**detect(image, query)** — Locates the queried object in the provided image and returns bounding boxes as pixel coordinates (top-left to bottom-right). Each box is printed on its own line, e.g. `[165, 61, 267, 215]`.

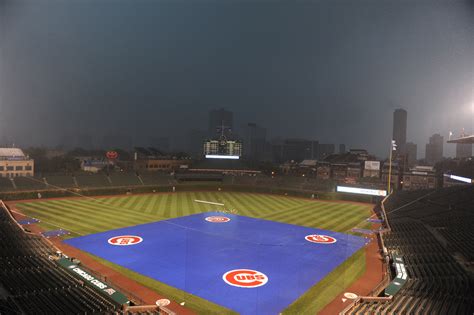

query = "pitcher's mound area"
[65, 212, 365, 314]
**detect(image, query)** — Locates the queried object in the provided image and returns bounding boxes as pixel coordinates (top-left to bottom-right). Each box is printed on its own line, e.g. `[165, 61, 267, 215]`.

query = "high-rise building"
[318, 143, 335, 160]
[243, 123, 266, 161]
[456, 143, 473, 159]
[209, 108, 233, 139]
[405, 142, 417, 166]
[425, 134, 443, 165]
[339, 144, 346, 154]
[393, 109, 407, 153]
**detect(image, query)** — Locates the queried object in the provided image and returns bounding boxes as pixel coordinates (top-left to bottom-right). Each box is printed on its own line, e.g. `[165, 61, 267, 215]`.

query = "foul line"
[9, 209, 84, 236]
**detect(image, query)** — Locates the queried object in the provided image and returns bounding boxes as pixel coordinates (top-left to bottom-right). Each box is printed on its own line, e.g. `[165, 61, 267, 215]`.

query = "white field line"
[194, 200, 225, 206]
[9, 209, 84, 236]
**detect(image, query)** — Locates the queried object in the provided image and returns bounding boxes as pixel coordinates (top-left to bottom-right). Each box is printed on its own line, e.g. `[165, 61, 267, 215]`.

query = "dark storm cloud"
[1, 0, 473, 157]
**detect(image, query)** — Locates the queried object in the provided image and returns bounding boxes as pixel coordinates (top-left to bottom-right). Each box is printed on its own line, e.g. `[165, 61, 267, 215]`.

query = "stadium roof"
[0, 148, 25, 158]
[447, 135, 474, 144]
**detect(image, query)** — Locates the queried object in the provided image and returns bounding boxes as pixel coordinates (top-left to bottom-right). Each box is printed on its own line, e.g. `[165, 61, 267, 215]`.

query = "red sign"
[108, 235, 143, 246]
[222, 269, 268, 288]
[205, 216, 231, 223]
[305, 234, 337, 244]
[106, 151, 118, 160]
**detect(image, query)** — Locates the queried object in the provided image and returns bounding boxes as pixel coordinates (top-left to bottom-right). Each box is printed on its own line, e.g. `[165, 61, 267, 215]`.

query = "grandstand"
[75, 173, 110, 187]
[0, 201, 123, 314]
[13, 176, 47, 191]
[344, 185, 474, 314]
[109, 172, 142, 187]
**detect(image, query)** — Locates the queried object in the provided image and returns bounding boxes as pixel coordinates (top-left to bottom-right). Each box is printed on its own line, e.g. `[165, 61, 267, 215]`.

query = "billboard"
[364, 161, 380, 170]
[337, 185, 387, 197]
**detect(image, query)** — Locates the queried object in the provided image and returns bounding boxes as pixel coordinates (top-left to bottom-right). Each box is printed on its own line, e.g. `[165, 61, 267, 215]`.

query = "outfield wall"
[0, 183, 374, 203]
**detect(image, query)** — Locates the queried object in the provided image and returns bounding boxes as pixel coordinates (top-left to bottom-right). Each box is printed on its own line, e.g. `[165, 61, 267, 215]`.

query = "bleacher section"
[0, 177, 14, 191]
[44, 175, 75, 188]
[75, 173, 110, 187]
[0, 202, 121, 314]
[109, 172, 141, 187]
[346, 185, 474, 314]
[13, 176, 47, 191]
[139, 172, 173, 186]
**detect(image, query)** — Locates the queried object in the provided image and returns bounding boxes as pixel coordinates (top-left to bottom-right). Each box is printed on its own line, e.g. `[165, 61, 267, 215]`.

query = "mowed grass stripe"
[191, 192, 210, 214]
[17, 203, 106, 234]
[136, 195, 152, 213]
[17, 203, 97, 234]
[40, 200, 153, 229]
[242, 193, 283, 217]
[263, 201, 337, 222]
[224, 193, 261, 217]
[151, 195, 168, 216]
[56, 199, 159, 222]
[238, 193, 279, 217]
[320, 207, 369, 231]
[162, 194, 173, 217]
[144, 195, 160, 214]
[289, 203, 361, 226]
[169, 193, 179, 218]
[253, 193, 293, 211]
[44, 201, 158, 228]
[290, 204, 365, 230]
[266, 203, 355, 229]
[175, 193, 184, 218]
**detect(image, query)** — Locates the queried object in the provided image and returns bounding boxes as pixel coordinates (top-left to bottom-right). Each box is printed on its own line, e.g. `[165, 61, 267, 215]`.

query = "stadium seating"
[0, 177, 15, 191]
[75, 173, 110, 187]
[139, 172, 173, 186]
[346, 185, 474, 314]
[109, 172, 142, 187]
[0, 203, 121, 314]
[44, 174, 76, 188]
[13, 176, 47, 191]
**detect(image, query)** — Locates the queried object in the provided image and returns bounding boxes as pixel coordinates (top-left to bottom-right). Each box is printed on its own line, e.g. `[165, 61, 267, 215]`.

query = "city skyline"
[0, 0, 473, 159]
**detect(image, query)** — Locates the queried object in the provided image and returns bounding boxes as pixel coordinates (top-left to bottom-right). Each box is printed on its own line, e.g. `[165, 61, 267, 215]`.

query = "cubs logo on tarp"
[223, 269, 268, 288]
[305, 234, 337, 244]
[108, 235, 143, 246]
[205, 216, 231, 223]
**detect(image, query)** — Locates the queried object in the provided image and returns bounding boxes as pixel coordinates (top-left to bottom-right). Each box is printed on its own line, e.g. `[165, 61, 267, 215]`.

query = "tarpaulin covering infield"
[64, 212, 366, 314]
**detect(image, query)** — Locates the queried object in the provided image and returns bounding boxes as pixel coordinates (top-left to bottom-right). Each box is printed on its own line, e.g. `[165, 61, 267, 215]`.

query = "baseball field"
[14, 191, 372, 314]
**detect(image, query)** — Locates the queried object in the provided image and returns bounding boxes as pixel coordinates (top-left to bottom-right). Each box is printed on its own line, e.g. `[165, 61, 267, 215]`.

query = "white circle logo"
[305, 234, 337, 244]
[222, 269, 268, 288]
[156, 299, 171, 307]
[108, 235, 143, 246]
[205, 216, 231, 223]
[344, 292, 358, 299]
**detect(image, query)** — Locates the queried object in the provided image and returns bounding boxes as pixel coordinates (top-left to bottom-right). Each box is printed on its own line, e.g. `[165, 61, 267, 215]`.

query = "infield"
[64, 211, 366, 314]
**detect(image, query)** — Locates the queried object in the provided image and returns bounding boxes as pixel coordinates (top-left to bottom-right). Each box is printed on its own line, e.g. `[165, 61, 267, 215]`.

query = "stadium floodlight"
[444, 174, 472, 184]
[337, 186, 387, 197]
[205, 154, 240, 160]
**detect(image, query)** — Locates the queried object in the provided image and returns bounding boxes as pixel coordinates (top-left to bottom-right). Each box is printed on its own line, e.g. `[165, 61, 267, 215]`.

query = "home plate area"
[64, 212, 366, 314]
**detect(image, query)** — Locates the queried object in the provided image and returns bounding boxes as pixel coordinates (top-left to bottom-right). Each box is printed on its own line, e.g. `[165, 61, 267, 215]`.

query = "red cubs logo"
[223, 269, 268, 288]
[205, 216, 231, 223]
[305, 234, 337, 244]
[108, 235, 143, 246]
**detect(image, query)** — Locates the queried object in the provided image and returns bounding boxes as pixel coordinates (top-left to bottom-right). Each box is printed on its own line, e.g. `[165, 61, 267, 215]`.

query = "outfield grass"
[16, 191, 372, 314]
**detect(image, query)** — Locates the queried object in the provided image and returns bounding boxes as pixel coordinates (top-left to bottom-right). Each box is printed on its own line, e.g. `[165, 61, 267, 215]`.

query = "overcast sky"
[1, 0, 473, 158]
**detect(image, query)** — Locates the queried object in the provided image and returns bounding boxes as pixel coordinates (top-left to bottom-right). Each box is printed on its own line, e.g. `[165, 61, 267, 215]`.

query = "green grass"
[16, 191, 372, 314]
